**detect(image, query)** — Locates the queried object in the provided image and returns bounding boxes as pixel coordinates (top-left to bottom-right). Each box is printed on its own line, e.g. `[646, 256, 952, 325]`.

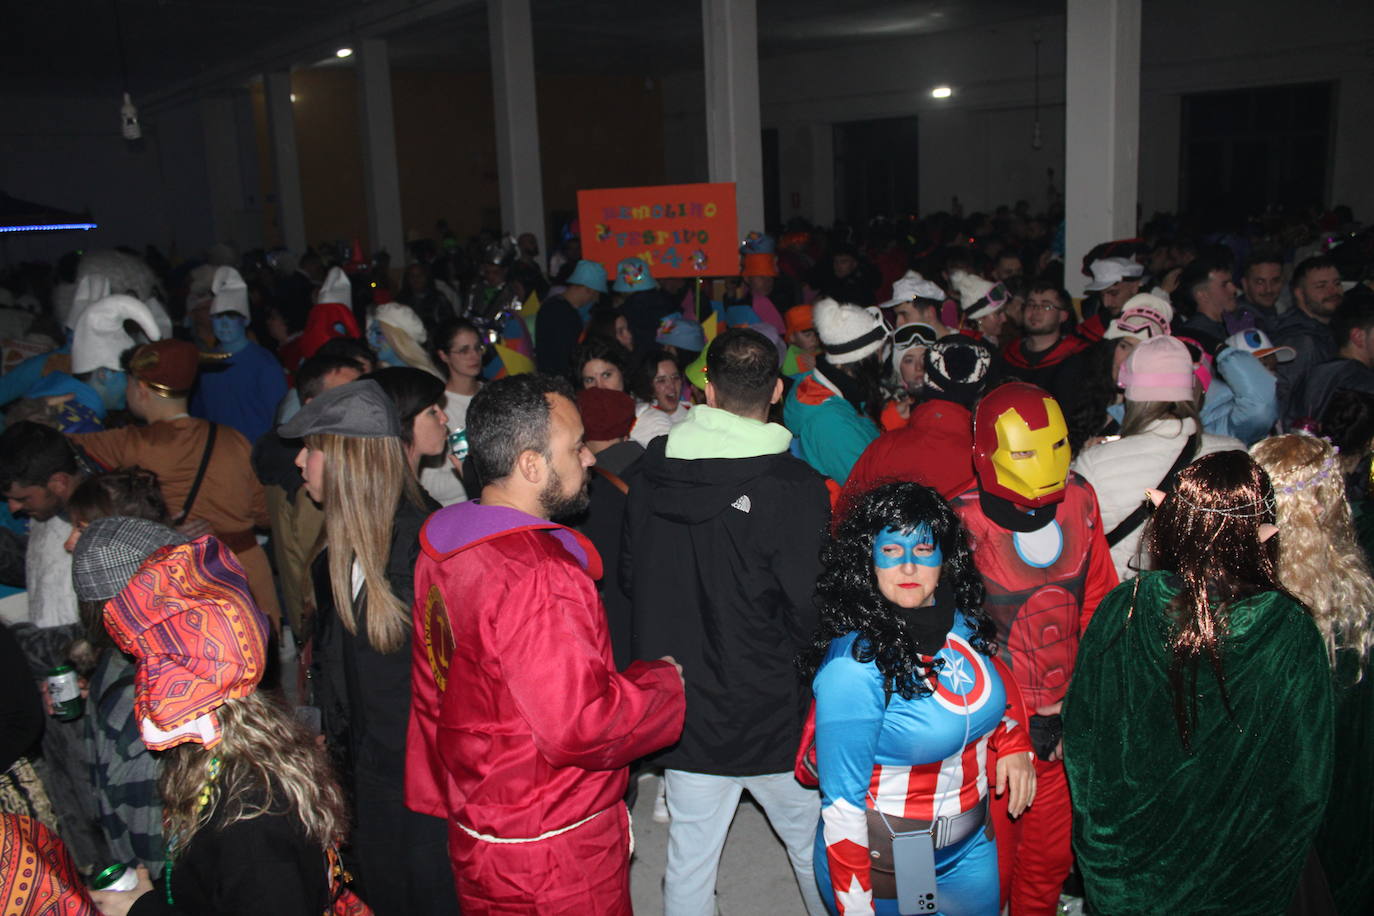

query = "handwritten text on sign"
[577, 182, 738, 279]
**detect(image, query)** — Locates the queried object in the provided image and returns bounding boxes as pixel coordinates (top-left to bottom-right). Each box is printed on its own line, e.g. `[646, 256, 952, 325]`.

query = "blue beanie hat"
[567, 260, 608, 293]
[613, 257, 657, 293]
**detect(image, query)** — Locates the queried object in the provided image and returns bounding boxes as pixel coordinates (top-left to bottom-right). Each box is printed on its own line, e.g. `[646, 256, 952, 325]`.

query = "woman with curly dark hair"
[1063, 451, 1334, 915]
[800, 481, 1035, 916]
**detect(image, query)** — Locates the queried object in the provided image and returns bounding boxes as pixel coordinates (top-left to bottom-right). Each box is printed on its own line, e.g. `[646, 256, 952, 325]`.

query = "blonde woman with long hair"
[280, 379, 457, 916]
[368, 302, 442, 378]
[1251, 433, 1374, 915]
[88, 535, 354, 916]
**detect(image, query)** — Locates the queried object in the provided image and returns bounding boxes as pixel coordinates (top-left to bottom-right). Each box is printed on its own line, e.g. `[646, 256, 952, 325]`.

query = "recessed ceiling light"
[931, 86, 953, 99]
[336, 47, 354, 58]
[290, 93, 298, 102]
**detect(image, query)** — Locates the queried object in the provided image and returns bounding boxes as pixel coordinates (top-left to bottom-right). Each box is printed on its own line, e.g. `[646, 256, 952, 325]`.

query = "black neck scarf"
[889, 581, 957, 657]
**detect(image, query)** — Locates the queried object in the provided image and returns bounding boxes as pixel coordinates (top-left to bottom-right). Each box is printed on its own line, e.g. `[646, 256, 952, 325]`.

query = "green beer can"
[46, 665, 82, 722]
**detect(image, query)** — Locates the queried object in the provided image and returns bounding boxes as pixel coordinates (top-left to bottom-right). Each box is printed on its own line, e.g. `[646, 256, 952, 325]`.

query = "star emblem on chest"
[939, 653, 974, 692]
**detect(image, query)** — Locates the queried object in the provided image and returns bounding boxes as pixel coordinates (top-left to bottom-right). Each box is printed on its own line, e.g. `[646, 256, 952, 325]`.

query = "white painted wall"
[663, 0, 1374, 226]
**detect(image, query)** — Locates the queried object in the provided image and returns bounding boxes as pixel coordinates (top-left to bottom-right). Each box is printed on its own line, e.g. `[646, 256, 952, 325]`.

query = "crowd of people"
[0, 198, 1371, 916]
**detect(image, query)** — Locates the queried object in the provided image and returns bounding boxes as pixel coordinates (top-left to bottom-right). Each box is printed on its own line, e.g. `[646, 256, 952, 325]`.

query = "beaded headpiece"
[1275, 447, 1341, 496]
[1170, 490, 1276, 519]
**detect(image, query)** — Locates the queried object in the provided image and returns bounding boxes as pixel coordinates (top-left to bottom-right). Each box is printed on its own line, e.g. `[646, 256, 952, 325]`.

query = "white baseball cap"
[1085, 257, 1145, 292]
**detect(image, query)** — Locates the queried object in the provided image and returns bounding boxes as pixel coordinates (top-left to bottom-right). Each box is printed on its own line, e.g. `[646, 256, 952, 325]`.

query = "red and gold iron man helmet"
[973, 382, 1071, 508]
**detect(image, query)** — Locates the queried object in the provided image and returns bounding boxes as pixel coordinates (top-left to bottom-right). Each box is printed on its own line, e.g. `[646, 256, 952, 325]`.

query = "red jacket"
[406, 503, 685, 837]
[844, 398, 976, 504]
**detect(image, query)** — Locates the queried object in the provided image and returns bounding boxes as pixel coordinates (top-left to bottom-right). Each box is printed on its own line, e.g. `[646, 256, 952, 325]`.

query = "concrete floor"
[628, 772, 817, 915]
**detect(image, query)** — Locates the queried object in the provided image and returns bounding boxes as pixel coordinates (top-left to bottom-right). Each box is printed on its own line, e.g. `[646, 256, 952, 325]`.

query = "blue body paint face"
[872, 524, 943, 568]
[212, 313, 249, 352]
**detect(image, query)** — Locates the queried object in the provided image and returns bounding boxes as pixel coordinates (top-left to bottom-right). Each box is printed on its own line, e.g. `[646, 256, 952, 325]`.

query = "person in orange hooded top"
[406, 373, 685, 914]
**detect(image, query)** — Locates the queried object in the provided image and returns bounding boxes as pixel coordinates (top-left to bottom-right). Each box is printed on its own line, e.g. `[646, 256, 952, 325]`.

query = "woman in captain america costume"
[800, 482, 1036, 916]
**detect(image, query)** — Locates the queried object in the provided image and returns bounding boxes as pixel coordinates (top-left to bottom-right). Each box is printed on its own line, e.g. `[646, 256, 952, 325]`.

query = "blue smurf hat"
[613, 257, 658, 293]
[656, 312, 706, 351]
[567, 260, 608, 294]
[724, 304, 762, 327]
[740, 231, 776, 255]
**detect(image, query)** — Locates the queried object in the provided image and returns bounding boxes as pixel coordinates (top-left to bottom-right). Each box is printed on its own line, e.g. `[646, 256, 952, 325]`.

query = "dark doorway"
[1180, 82, 1333, 225]
[833, 117, 919, 230]
[762, 127, 780, 233]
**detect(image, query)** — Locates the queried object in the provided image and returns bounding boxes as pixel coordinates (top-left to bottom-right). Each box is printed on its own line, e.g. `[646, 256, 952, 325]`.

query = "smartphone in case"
[891, 828, 938, 914]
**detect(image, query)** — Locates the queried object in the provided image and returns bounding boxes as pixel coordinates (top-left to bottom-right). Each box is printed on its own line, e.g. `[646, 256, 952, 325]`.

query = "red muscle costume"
[405, 503, 685, 914]
[951, 475, 1117, 914]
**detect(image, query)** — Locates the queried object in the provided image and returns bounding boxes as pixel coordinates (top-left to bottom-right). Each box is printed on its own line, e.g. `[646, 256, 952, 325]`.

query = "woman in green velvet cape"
[1063, 451, 1333, 915]
[1254, 434, 1374, 916]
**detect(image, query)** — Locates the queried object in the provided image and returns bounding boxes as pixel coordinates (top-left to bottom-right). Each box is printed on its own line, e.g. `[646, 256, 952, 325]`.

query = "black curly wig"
[798, 481, 996, 700]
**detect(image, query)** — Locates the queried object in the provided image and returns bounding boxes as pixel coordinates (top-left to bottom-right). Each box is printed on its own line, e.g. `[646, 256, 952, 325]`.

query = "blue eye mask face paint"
[872, 524, 943, 569]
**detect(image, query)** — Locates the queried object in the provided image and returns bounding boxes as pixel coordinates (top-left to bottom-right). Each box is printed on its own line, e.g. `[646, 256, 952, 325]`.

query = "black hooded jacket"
[622, 435, 830, 775]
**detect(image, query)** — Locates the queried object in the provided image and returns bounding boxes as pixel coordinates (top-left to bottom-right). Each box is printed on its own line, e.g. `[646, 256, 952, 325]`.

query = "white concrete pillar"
[264, 70, 308, 254]
[703, 0, 764, 236]
[488, 0, 546, 254]
[357, 38, 406, 265]
[1064, 0, 1140, 298]
[200, 92, 245, 246]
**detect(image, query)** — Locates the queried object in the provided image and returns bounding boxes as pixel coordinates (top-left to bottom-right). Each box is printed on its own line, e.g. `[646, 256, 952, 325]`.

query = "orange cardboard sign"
[577, 182, 738, 280]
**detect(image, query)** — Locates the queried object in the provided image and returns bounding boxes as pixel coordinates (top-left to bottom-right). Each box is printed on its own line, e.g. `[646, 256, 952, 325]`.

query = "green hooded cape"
[1063, 571, 1333, 915]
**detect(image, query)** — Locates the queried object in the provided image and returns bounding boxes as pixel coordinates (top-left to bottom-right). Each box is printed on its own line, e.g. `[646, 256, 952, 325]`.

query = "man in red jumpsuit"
[406, 373, 686, 914]
[949, 382, 1117, 915]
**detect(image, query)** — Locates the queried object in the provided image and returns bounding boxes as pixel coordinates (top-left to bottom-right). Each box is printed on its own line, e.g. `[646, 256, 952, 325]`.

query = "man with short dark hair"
[992, 251, 1024, 282]
[1235, 251, 1285, 332]
[406, 373, 685, 914]
[626, 328, 830, 916]
[1000, 282, 1086, 409]
[0, 421, 90, 654]
[1290, 297, 1374, 424]
[1273, 256, 1346, 420]
[0, 420, 107, 870]
[1177, 257, 1239, 354]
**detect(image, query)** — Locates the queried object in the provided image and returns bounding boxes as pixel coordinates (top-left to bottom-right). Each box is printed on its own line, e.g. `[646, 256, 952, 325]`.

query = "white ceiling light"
[336, 47, 354, 58]
[931, 86, 953, 99]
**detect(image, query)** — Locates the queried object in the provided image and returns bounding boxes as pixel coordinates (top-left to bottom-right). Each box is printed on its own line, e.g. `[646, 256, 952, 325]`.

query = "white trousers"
[662, 768, 828, 916]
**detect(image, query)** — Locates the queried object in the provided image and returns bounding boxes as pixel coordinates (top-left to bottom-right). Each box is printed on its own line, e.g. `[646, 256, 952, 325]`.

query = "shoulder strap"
[591, 464, 629, 495]
[1105, 432, 1201, 547]
[173, 422, 218, 526]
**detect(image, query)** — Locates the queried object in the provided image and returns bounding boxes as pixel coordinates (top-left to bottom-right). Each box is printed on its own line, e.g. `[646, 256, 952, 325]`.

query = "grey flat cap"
[73, 516, 187, 602]
[277, 378, 402, 440]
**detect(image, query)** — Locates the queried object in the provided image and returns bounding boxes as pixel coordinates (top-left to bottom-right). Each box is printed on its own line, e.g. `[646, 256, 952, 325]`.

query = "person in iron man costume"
[949, 382, 1117, 915]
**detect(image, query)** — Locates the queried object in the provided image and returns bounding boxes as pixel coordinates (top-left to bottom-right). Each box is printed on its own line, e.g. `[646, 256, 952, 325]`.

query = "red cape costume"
[406, 502, 685, 914]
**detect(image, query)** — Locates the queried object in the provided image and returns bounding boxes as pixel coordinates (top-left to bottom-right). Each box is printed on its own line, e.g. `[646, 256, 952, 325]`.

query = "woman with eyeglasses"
[432, 319, 485, 458]
[629, 347, 690, 447]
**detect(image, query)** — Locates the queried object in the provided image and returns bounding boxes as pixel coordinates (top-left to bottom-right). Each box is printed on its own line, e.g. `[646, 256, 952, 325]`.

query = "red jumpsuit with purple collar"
[405, 502, 686, 914]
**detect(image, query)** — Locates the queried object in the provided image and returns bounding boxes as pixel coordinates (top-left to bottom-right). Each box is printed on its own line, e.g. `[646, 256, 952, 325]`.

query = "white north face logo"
[731, 495, 751, 513]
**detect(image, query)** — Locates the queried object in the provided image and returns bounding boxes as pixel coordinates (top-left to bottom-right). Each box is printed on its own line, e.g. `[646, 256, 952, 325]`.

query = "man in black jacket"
[624, 328, 829, 916]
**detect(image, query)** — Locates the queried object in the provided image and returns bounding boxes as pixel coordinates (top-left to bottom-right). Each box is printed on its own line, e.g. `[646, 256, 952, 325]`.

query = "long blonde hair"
[378, 321, 443, 378]
[160, 691, 347, 856]
[308, 432, 422, 653]
[1251, 434, 1374, 665]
